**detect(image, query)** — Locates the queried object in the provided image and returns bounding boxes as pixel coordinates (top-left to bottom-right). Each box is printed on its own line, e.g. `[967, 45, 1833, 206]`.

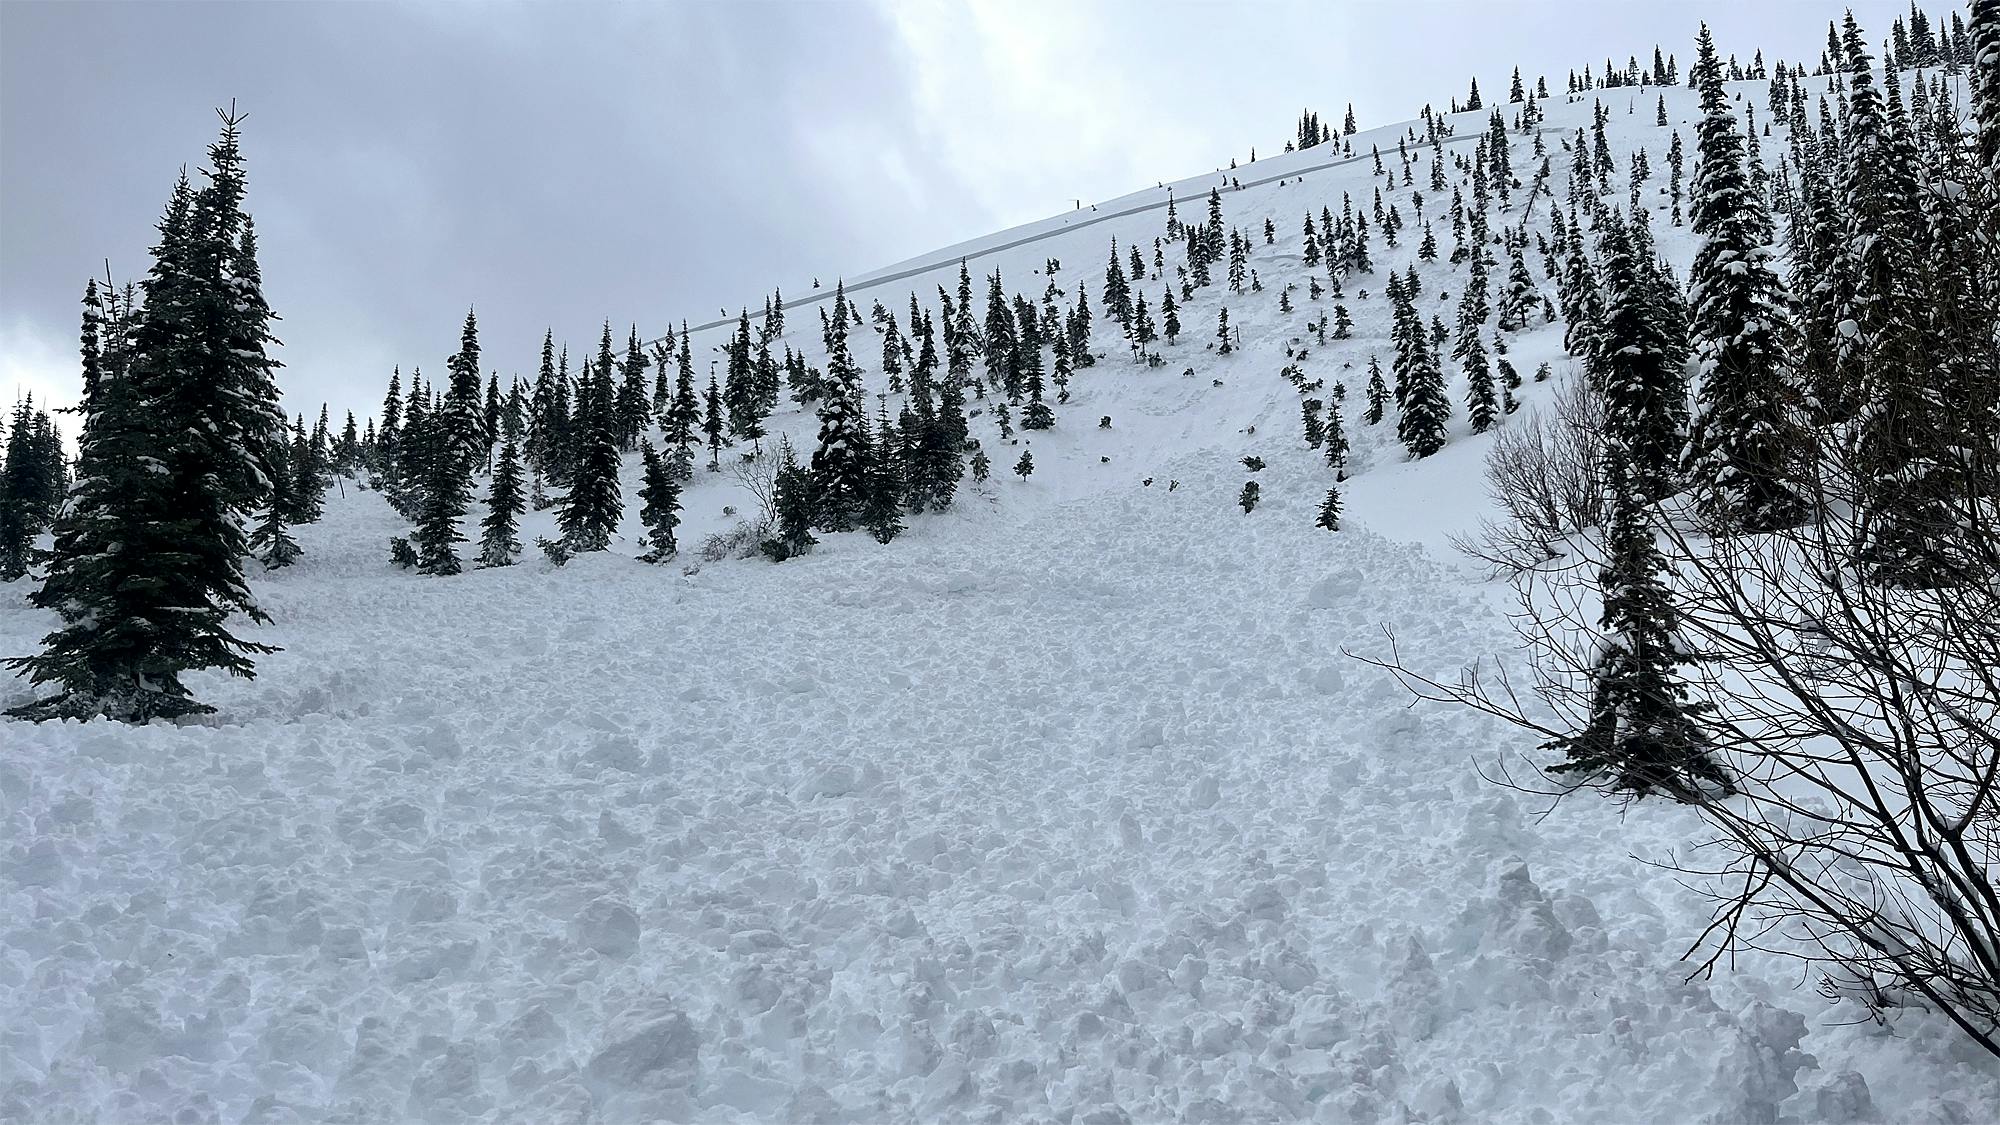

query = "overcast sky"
[2, 0, 1916, 429]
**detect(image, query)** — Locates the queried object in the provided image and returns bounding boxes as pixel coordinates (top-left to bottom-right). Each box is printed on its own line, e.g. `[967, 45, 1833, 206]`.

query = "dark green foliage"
[412, 405, 469, 577]
[616, 325, 651, 450]
[389, 536, 418, 568]
[1547, 456, 1732, 801]
[1393, 278, 1451, 458]
[761, 437, 817, 562]
[536, 535, 572, 567]
[1012, 448, 1033, 481]
[1462, 330, 1497, 434]
[1238, 480, 1260, 513]
[861, 400, 905, 544]
[0, 395, 63, 580]
[636, 439, 682, 563]
[9, 114, 280, 722]
[1364, 357, 1389, 426]
[559, 331, 625, 554]
[1684, 25, 1807, 535]
[248, 500, 301, 569]
[811, 316, 870, 531]
[1315, 485, 1342, 530]
[479, 434, 526, 567]
[1592, 214, 1687, 500]
[724, 310, 765, 444]
[702, 369, 726, 472]
[440, 309, 487, 474]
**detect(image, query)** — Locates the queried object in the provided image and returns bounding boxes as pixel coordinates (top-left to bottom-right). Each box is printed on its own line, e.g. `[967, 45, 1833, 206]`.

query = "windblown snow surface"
[5, 67, 1999, 1124]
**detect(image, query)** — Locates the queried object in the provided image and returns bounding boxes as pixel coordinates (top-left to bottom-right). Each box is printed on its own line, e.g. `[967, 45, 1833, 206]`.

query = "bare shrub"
[1360, 427, 2000, 1059]
[731, 453, 781, 528]
[1450, 370, 1607, 574]
[700, 518, 770, 564]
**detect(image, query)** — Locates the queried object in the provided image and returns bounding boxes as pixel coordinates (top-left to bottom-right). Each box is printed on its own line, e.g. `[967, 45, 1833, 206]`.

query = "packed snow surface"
[6, 68, 1999, 1124]
[5, 478, 1995, 1123]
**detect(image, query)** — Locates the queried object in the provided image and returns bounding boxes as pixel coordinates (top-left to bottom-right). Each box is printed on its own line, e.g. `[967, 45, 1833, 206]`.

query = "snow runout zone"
[6, 69, 2000, 1124]
[6, 478, 1995, 1122]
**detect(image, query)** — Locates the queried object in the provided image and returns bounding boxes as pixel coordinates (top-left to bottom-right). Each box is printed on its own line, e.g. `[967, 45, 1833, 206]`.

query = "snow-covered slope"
[5, 67, 1998, 1124]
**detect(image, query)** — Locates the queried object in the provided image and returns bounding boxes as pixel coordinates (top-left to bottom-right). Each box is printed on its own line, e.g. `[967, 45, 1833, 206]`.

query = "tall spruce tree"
[1683, 24, 1807, 534]
[1548, 452, 1732, 800]
[636, 438, 682, 563]
[1838, 18, 1954, 584]
[10, 116, 284, 720]
[411, 396, 469, 576]
[440, 309, 486, 477]
[861, 398, 906, 544]
[762, 436, 818, 562]
[811, 313, 870, 531]
[1593, 213, 1687, 500]
[479, 433, 526, 567]
[559, 326, 625, 553]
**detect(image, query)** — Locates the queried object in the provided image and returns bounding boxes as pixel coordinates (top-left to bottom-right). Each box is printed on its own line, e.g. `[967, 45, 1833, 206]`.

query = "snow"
[6, 66, 1999, 1125]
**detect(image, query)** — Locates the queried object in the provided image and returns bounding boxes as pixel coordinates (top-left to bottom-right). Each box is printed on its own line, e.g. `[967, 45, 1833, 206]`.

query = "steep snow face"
[5, 71, 1998, 1124]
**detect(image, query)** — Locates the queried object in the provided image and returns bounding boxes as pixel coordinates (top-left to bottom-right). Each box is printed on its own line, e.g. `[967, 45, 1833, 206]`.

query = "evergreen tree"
[702, 368, 726, 472]
[1462, 330, 1497, 433]
[286, 416, 326, 525]
[1395, 282, 1451, 458]
[985, 270, 1018, 396]
[1216, 307, 1233, 354]
[1593, 215, 1687, 500]
[483, 373, 502, 459]
[1315, 485, 1342, 530]
[1547, 454, 1732, 800]
[812, 314, 870, 530]
[1683, 24, 1807, 534]
[478, 433, 526, 567]
[761, 436, 818, 562]
[1238, 480, 1260, 513]
[559, 336, 624, 554]
[411, 402, 469, 576]
[1161, 287, 1181, 343]
[199, 163, 288, 519]
[662, 328, 699, 475]
[1013, 448, 1034, 481]
[440, 309, 486, 475]
[1836, 17, 1958, 583]
[1498, 245, 1539, 331]
[1130, 290, 1157, 352]
[724, 309, 765, 444]
[1364, 356, 1389, 426]
[524, 334, 555, 474]
[0, 397, 43, 580]
[861, 399, 906, 544]
[635, 438, 682, 562]
[247, 489, 301, 570]
[616, 325, 651, 450]
[9, 116, 285, 721]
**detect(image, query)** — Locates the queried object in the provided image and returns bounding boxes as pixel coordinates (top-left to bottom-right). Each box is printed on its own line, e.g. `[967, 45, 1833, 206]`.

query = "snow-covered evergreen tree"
[1683, 24, 1806, 534]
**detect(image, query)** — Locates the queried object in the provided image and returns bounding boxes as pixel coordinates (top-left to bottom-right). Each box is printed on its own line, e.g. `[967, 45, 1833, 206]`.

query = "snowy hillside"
[6, 52, 2000, 1125]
